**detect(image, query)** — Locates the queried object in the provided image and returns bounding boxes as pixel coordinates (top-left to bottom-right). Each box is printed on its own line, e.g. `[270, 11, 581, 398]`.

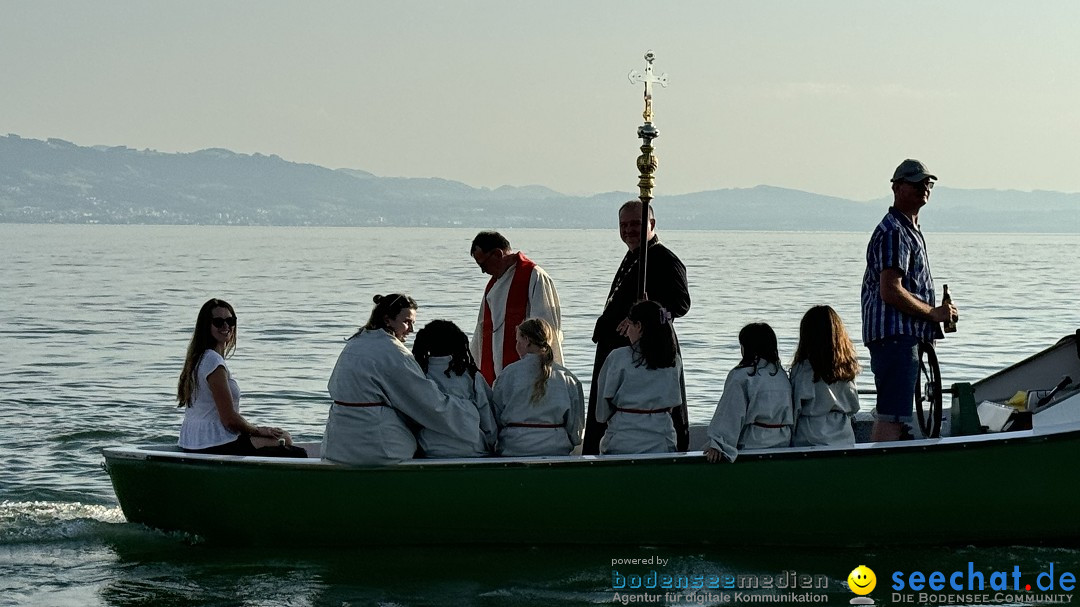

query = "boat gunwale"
[102, 417, 1080, 470]
[970, 330, 1078, 389]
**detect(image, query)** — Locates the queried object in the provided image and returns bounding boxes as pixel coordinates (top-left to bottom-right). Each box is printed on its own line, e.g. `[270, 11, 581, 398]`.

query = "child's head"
[626, 300, 677, 369]
[515, 318, 555, 402]
[412, 319, 477, 377]
[738, 322, 782, 376]
[515, 318, 554, 358]
[792, 305, 860, 383]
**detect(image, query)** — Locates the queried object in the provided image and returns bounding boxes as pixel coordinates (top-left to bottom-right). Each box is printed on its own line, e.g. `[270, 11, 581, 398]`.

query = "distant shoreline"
[3, 134, 1077, 234]
[2, 222, 1076, 237]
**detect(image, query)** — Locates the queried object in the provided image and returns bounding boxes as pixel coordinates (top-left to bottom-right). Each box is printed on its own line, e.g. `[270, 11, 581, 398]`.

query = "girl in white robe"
[323, 294, 480, 465]
[705, 323, 793, 463]
[596, 300, 682, 454]
[789, 305, 861, 447]
[413, 319, 495, 457]
[492, 318, 584, 456]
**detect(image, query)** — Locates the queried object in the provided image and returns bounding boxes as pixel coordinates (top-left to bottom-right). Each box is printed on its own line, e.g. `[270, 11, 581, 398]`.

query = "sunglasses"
[211, 317, 237, 329]
[906, 179, 935, 190]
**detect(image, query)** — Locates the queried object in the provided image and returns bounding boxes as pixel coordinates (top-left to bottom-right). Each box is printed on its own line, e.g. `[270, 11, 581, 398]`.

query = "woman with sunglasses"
[322, 293, 482, 465]
[177, 298, 303, 456]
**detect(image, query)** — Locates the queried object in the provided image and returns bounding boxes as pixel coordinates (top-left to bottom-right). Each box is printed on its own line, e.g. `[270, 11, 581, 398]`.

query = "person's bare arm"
[879, 268, 956, 324]
[207, 366, 283, 440]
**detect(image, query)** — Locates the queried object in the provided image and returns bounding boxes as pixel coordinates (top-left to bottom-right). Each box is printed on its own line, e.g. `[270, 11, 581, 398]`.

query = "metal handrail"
[857, 386, 961, 396]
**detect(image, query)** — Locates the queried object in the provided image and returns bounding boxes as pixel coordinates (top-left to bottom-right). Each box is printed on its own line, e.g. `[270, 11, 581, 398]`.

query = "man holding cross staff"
[583, 52, 692, 455]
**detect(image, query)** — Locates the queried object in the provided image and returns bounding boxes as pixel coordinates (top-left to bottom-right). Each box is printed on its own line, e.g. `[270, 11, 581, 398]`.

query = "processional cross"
[627, 51, 668, 300]
[628, 50, 669, 127]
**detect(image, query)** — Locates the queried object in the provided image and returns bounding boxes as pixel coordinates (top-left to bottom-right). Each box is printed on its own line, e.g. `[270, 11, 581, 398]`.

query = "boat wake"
[0, 500, 127, 545]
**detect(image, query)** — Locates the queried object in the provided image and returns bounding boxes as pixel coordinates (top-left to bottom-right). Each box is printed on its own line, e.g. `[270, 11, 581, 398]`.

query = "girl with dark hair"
[323, 294, 480, 465]
[705, 322, 793, 463]
[177, 298, 303, 457]
[412, 319, 496, 456]
[363, 293, 418, 342]
[790, 306, 861, 447]
[594, 300, 683, 454]
[491, 318, 584, 456]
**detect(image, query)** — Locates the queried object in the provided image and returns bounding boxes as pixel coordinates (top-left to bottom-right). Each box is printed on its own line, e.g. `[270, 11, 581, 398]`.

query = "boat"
[102, 331, 1080, 546]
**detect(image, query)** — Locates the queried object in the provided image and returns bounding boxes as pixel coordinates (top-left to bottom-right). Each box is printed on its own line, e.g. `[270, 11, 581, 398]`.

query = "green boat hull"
[103, 424, 1080, 546]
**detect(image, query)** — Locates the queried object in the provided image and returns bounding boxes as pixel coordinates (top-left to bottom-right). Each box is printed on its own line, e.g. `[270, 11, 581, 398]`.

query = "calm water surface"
[1, 224, 1078, 606]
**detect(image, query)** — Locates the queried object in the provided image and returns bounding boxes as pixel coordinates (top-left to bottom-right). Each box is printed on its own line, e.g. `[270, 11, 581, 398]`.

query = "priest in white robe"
[469, 231, 563, 384]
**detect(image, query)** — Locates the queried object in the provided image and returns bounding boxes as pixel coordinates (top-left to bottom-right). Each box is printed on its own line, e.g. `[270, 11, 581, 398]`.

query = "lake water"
[1, 224, 1079, 606]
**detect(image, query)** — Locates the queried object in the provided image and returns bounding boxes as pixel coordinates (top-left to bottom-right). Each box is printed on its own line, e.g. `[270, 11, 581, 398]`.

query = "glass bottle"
[942, 284, 957, 333]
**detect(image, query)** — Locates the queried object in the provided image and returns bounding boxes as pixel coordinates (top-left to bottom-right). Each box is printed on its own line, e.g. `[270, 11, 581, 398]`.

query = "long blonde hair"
[517, 318, 554, 403]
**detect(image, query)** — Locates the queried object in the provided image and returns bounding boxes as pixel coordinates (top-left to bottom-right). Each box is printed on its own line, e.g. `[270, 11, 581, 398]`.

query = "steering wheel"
[915, 341, 943, 438]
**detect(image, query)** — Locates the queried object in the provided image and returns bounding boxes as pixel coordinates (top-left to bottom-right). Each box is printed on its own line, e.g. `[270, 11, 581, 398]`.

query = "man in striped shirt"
[861, 159, 959, 442]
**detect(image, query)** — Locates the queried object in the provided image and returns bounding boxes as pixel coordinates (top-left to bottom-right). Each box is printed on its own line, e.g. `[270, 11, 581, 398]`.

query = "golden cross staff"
[628, 50, 669, 127]
[627, 50, 668, 300]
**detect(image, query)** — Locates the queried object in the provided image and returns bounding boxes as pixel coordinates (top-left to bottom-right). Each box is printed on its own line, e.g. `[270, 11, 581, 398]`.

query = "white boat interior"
[963, 330, 1080, 432]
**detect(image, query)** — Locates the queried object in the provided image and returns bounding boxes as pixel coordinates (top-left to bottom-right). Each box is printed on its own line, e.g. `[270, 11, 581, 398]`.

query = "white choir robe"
[422, 355, 496, 456]
[491, 353, 584, 456]
[470, 262, 563, 379]
[595, 346, 681, 455]
[789, 361, 860, 447]
[706, 362, 794, 462]
[322, 329, 480, 465]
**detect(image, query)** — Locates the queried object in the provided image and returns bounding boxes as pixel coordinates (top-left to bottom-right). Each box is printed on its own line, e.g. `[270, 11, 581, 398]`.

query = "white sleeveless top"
[178, 349, 241, 449]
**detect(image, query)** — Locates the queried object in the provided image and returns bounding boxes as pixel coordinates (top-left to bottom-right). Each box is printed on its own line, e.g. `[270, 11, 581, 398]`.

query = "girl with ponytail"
[491, 318, 584, 456]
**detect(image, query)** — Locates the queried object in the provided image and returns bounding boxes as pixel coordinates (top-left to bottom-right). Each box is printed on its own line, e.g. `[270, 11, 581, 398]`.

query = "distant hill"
[1, 134, 1076, 232]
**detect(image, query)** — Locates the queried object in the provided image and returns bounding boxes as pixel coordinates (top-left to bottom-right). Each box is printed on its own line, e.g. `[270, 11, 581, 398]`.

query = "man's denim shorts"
[868, 335, 922, 422]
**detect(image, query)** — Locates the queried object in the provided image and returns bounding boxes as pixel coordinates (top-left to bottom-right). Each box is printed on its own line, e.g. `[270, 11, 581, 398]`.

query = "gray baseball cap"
[891, 159, 937, 183]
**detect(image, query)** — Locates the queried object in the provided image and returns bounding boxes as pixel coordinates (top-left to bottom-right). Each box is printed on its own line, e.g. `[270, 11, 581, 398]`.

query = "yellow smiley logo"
[847, 565, 876, 595]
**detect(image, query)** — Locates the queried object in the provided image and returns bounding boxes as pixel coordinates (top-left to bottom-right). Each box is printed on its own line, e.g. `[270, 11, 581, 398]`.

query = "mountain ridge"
[1, 134, 1076, 232]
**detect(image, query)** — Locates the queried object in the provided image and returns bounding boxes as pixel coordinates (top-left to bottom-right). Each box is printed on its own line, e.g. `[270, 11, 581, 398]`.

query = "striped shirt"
[861, 207, 943, 345]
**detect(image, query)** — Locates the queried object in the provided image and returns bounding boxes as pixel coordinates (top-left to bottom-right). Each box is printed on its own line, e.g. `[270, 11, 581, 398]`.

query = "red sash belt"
[334, 400, 388, 408]
[505, 422, 563, 429]
[614, 406, 674, 415]
[480, 253, 536, 385]
[752, 421, 787, 429]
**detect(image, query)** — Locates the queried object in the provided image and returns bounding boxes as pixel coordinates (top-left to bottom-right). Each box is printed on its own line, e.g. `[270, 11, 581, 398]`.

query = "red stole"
[480, 253, 536, 385]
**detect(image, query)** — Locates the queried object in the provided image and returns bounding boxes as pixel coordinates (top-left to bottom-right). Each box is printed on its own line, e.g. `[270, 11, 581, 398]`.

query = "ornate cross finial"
[626, 51, 668, 301]
[628, 50, 669, 124]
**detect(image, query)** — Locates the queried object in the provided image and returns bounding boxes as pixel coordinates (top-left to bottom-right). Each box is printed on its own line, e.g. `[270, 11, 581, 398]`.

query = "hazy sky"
[4, 1, 1080, 200]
